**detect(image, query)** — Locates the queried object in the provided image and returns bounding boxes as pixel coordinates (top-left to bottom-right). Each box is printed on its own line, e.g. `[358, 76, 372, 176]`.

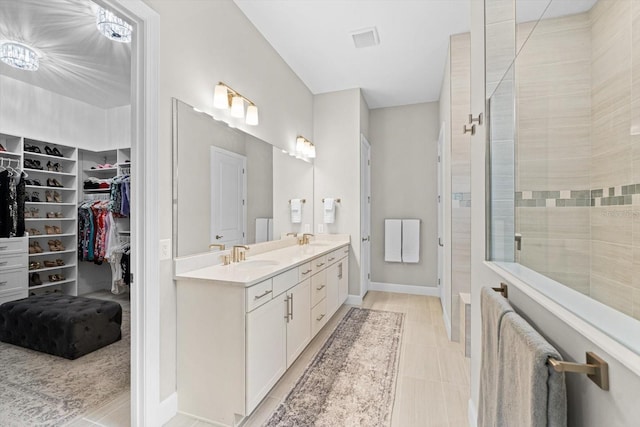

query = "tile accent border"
[515, 184, 640, 207]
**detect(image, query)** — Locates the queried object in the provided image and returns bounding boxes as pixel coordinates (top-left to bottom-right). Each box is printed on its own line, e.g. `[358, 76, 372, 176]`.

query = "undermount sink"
[234, 259, 279, 270]
[307, 242, 332, 247]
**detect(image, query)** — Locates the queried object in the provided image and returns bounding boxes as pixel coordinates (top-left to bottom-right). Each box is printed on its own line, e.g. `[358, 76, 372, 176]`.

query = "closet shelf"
[26, 185, 74, 191]
[29, 278, 75, 290]
[0, 151, 21, 158]
[26, 218, 76, 222]
[30, 264, 76, 273]
[82, 188, 111, 193]
[118, 230, 131, 234]
[84, 167, 118, 173]
[23, 168, 75, 177]
[24, 152, 74, 162]
[28, 249, 75, 257]
[29, 233, 75, 239]
[26, 202, 76, 206]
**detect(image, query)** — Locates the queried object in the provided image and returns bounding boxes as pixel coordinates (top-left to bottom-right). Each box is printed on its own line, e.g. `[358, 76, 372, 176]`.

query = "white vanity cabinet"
[285, 278, 311, 367]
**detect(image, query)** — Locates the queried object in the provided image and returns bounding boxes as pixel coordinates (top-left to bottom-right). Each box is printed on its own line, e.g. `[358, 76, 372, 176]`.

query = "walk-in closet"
[0, 0, 135, 424]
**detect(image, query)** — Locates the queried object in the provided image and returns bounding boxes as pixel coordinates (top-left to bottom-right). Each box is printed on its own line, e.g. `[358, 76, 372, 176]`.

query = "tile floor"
[74, 292, 471, 427]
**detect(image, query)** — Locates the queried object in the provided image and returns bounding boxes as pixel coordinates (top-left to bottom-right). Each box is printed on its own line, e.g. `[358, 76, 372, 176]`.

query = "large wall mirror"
[172, 98, 314, 258]
[487, 0, 640, 354]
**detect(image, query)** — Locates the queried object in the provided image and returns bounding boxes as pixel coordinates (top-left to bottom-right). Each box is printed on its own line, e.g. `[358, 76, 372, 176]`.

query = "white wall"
[313, 88, 363, 297]
[106, 105, 131, 149]
[470, 1, 640, 425]
[272, 149, 314, 238]
[143, 0, 314, 400]
[368, 102, 439, 288]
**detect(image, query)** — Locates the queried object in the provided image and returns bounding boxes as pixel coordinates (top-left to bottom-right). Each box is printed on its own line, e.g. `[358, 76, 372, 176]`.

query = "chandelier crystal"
[96, 7, 132, 43]
[0, 42, 39, 71]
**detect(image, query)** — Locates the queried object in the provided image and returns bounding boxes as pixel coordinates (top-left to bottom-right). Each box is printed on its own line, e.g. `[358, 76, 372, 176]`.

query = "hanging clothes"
[0, 168, 26, 238]
[78, 199, 111, 264]
[109, 175, 130, 217]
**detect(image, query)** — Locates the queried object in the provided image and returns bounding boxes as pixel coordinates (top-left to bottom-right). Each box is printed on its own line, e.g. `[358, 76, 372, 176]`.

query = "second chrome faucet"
[232, 245, 250, 262]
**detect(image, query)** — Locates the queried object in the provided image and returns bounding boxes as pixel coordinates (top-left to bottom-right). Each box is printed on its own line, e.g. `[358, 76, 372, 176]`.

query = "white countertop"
[175, 239, 350, 287]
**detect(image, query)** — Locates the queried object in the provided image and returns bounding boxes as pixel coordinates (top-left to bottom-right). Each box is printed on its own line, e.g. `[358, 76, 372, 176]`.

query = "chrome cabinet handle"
[284, 296, 291, 321]
[328, 257, 335, 261]
[316, 262, 325, 267]
[316, 285, 326, 291]
[290, 294, 294, 320]
[301, 269, 312, 275]
[316, 313, 325, 321]
[254, 289, 272, 300]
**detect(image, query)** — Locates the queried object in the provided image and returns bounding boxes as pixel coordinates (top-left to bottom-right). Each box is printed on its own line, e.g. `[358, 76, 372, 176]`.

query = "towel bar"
[288, 199, 306, 204]
[548, 352, 609, 391]
[322, 198, 341, 203]
[492, 283, 508, 298]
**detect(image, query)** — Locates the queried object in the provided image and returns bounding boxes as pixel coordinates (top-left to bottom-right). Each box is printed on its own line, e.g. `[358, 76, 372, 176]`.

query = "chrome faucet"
[302, 233, 314, 245]
[232, 245, 250, 262]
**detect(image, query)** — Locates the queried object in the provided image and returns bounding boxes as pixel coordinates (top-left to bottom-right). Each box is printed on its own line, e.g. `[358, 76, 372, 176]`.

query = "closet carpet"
[263, 307, 404, 427]
[0, 306, 130, 427]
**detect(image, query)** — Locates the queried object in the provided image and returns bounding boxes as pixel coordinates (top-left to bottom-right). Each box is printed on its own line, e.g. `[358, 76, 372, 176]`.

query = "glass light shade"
[96, 7, 132, 43]
[231, 96, 244, 118]
[246, 104, 259, 125]
[308, 144, 316, 158]
[0, 42, 39, 71]
[296, 137, 306, 154]
[213, 84, 229, 109]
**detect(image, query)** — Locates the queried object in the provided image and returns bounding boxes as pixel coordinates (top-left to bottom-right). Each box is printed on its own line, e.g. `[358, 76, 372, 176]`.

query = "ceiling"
[234, 0, 600, 109]
[0, 0, 131, 109]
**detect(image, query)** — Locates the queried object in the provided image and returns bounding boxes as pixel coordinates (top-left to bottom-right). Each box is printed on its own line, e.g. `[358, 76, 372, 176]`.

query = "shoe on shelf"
[29, 228, 41, 236]
[44, 225, 60, 235]
[46, 178, 63, 188]
[32, 241, 44, 253]
[46, 161, 54, 171]
[30, 207, 40, 218]
[28, 243, 36, 254]
[32, 179, 41, 186]
[29, 261, 41, 270]
[44, 260, 56, 268]
[31, 192, 41, 203]
[25, 144, 42, 154]
[53, 191, 62, 203]
[45, 190, 53, 203]
[44, 146, 54, 156]
[56, 259, 65, 266]
[48, 240, 65, 252]
[48, 274, 66, 283]
[55, 212, 63, 218]
[30, 273, 42, 286]
[51, 147, 63, 157]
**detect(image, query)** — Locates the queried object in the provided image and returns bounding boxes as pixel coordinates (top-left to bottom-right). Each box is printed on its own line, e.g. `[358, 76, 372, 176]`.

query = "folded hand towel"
[384, 219, 402, 262]
[496, 312, 567, 427]
[290, 199, 302, 223]
[401, 219, 420, 263]
[478, 287, 514, 427]
[323, 198, 336, 224]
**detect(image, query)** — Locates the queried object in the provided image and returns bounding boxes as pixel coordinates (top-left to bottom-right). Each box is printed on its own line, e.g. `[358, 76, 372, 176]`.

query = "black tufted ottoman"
[0, 294, 122, 360]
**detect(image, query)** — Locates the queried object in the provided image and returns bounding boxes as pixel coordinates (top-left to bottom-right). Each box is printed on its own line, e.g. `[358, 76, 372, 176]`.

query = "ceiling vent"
[350, 27, 380, 49]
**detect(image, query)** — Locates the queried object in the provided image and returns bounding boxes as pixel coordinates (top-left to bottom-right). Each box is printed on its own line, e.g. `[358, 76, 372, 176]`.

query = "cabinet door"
[338, 258, 349, 305]
[325, 262, 340, 320]
[246, 295, 287, 413]
[286, 278, 311, 367]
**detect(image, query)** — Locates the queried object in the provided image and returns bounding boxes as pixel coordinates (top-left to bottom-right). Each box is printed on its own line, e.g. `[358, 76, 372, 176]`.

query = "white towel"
[401, 219, 420, 263]
[384, 219, 402, 262]
[267, 218, 273, 241]
[323, 198, 336, 224]
[255, 218, 270, 243]
[290, 199, 302, 223]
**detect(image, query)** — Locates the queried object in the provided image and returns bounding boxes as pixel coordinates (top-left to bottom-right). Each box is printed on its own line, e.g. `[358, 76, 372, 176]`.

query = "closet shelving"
[22, 138, 78, 297]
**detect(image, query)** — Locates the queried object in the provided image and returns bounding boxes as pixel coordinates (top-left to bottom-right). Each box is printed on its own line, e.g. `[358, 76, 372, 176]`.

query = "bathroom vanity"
[174, 238, 350, 426]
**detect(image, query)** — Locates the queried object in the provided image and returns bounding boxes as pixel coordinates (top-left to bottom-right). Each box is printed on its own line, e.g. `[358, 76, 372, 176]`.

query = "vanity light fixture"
[295, 136, 316, 159]
[96, 6, 133, 43]
[0, 42, 40, 71]
[213, 82, 260, 126]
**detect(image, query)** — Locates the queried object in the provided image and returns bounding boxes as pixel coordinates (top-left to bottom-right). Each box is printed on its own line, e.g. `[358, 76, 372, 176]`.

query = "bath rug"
[263, 307, 404, 427]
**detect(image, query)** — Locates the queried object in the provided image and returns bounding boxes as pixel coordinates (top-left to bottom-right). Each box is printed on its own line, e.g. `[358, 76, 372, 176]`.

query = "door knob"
[361, 236, 370, 242]
[215, 235, 223, 240]
[438, 238, 444, 247]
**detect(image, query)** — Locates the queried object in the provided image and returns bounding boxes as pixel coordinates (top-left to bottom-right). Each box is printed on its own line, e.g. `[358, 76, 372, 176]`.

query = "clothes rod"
[322, 198, 341, 203]
[549, 352, 609, 390]
[288, 199, 306, 204]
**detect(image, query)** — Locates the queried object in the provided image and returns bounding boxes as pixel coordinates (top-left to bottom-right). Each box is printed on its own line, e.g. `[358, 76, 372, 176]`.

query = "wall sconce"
[213, 82, 259, 126]
[296, 136, 316, 159]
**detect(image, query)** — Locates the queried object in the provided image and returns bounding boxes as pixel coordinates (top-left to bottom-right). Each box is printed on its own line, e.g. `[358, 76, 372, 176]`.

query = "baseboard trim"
[369, 282, 439, 297]
[345, 295, 363, 305]
[159, 392, 178, 425]
[468, 398, 478, 427]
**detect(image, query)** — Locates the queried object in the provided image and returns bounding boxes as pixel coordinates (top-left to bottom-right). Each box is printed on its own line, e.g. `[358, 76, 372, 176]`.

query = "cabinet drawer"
[326, 250, 340, 266]
[340, 245, 349, 258]
[311, 270, 327, 307]
[272, 268, 299, 297]
[311, 255, 327, 275]
[0, 253, 27, 271]
[246, 279, 274, 312]
[0, 268, 27, 294]
[0, 287, 28, 305]
[311, 298, 327, 336]
[298, 262, 312, 282]
[0, 238, 26, 256]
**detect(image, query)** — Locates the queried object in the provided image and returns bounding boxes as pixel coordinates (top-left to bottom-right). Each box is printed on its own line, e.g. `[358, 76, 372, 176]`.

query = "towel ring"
[288, 199, 306, 204]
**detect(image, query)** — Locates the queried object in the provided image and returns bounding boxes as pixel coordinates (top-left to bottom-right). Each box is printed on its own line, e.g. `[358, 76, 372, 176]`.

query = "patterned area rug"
[0, 309, 130, 427]
[264, 307, 404, 427]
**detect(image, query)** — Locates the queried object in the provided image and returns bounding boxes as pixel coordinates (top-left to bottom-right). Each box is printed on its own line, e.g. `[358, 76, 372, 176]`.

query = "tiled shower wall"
[515, 0, 640, 320]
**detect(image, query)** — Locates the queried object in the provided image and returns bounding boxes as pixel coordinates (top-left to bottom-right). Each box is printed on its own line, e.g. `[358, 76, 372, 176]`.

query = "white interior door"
[211, 147, 246, 247]
[438, 124, 446, 303]
[360, 135, 371, 297]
